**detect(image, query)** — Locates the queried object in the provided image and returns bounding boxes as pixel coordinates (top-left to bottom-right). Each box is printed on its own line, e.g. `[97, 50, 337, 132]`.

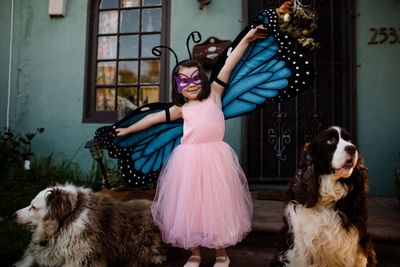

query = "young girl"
[116, 27, 266, 267]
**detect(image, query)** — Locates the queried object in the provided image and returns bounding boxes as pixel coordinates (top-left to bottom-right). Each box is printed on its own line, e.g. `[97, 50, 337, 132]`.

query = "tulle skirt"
[151, 141, 253, 250]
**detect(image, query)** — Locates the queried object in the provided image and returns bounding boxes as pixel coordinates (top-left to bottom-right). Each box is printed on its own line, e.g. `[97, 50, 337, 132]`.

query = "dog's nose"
[12, 212, 17, 220]
[345, 145, 356, 155]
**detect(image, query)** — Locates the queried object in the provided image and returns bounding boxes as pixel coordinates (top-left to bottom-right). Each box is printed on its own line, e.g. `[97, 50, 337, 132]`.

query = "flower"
[276, 0, 319, 50]
[284, 13, 291, 22]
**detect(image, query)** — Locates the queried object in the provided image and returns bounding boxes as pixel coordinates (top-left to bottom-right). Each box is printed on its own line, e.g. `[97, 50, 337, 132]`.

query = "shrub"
[0, 129, 102, 265]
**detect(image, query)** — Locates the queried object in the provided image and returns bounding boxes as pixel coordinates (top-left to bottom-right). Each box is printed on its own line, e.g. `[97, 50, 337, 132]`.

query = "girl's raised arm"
[115, 105, 182, 136]
[211, 26, 267, 96]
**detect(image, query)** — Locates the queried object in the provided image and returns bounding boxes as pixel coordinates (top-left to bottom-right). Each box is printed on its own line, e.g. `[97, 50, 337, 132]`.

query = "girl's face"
[175, 66, 202, 100]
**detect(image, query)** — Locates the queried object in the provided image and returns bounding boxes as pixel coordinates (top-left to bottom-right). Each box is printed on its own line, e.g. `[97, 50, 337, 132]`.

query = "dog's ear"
[46, 188, 77, 223]
[288, 142, 319, 207]
[49, 181, 59, 187]
[336, 153, 369, 229]
[353, 154, 369, 195]
[32, 218, 60, 243]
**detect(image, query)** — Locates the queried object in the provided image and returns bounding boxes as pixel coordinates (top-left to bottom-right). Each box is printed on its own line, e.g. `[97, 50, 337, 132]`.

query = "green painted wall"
[170, 0, 243, 155]
[0, 1, 12, 128]
[0, 0, 243, 176]
[356, 0, 400, 195]
[1, 0, 99, 172]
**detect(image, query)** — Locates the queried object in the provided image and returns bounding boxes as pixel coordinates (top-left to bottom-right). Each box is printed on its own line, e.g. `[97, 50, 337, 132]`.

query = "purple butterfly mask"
[174, 69, 202, 93]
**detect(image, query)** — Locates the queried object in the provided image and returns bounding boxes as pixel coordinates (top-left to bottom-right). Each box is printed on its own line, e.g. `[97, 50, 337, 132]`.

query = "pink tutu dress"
[151, 97, 253, 250]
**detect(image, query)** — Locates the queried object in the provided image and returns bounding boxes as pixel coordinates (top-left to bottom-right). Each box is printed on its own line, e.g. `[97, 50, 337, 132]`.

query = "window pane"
[100, 0, 119, 9]
[96, 88, 115, 110]
[141, 8, 161, 32]
[139, 86, 159, 105]
[141, 34, 160, 57]
[97, 62, 116, 85]
[118, 87, 138, 110]
[119, 61, 138, 84]
[120, 10, 139, 33]
[119, 35, 139, 58]
[140, 60, 159, 83]
[142, 0, 161, 6]
[98, 36, 117, 59]
[121, 0, 140, 8]
[99, 11, 118, 34]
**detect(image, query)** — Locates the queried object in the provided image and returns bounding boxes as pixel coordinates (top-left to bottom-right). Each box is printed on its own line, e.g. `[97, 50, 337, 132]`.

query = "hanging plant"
[276, 0, 319, 50]
[198, 0, 211, 9]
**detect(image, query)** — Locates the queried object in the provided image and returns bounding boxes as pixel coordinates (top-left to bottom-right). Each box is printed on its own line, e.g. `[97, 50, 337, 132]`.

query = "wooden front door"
[243, 0, 357, 183]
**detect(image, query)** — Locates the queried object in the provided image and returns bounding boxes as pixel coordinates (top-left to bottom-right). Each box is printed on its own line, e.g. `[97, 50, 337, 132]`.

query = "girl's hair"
[171, 59, 210, 106]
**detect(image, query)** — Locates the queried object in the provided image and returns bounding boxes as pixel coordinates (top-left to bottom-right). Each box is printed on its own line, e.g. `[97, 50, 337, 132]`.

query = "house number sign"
[368, 27, 400, 44]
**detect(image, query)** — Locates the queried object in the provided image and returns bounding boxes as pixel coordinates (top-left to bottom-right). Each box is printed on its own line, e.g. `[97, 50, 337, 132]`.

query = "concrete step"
[152, 196, 400, 267]
[153, 231, 400, 266]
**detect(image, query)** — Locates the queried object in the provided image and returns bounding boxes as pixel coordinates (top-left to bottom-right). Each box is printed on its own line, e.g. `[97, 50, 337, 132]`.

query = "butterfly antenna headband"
[186, 31, 201, 59]
[152, 31, 203, 66]
[152, 45, 179, 66]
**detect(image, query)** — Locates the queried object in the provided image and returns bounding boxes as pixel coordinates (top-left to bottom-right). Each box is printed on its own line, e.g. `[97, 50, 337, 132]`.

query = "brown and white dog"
[13, 184, 166, 267]
[273, 126, 376, 267]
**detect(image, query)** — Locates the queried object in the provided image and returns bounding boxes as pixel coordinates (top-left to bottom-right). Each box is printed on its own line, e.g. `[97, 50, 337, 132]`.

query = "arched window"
[83, 0, 170, 122]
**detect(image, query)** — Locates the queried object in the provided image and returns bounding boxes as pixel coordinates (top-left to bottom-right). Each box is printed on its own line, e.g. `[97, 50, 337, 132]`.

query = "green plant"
[0, 128, 44, 175]
[0, 129, 103, 265]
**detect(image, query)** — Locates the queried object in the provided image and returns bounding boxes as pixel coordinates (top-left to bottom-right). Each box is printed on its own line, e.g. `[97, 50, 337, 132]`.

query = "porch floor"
[153, 196, 400, 267]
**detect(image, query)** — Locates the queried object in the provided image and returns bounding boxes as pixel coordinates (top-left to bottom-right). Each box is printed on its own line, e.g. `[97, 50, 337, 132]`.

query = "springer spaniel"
[273, 126, 376, 267]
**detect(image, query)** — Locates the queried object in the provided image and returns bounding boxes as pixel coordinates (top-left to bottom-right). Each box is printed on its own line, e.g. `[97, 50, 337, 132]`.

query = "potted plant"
[100, 167, 156, 201]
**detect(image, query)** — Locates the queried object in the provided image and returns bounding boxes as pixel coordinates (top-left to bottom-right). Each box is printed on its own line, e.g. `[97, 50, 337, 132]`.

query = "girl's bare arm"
[211, 26, 267, 98]
[115, 105, 182, 136]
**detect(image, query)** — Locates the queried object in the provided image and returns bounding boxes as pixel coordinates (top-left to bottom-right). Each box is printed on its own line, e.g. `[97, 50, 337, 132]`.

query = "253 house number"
[369, 27, 400, 44]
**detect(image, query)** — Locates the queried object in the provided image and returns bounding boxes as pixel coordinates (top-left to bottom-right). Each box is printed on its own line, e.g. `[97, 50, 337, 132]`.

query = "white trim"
[7, 0, 15, 130]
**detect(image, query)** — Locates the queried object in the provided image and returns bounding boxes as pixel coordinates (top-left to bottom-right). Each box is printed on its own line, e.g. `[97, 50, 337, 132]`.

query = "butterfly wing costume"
[95, 9, 315, 188]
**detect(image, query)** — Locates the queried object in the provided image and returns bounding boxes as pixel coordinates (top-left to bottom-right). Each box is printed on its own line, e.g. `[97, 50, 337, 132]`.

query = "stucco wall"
[0, 0, 243, 176]
[356, 0, 400, 195]
[0, 1, 12, 128]
[170, 0, 243, 155]
[1, 0, 99, 170]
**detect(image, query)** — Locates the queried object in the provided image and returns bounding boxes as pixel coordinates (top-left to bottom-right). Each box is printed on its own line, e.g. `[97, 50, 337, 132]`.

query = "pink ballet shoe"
[213, 256, 230, 267]
[183, 255, 201, 267]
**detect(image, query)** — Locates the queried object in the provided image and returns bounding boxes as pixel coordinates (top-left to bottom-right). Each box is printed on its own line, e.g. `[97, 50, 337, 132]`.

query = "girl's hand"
[115, 128, 129, 136]
[244, 26, 268, 43]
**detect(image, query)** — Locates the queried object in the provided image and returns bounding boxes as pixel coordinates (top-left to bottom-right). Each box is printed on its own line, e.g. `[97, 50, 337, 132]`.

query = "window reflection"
[98, 36, 117, 59]
[118, 87, 138, 109]
[99, 11, 118, 34]
[121, 0, 141, 8]
[97, 62, 116, 85]
[96, 88, 115, 111]
[142, 8, 161, 32]
[141, 34, 160, 57]
[100, 0, 119, 9]
[120, 10, 139, 33]
[142, 0, 161, 6]
[119, 61, 138, 84]
[139, 86, 159, 106]
[92, 0, 163, 117]
[119, 35, 139, 58]
[140, 60, 160, 83]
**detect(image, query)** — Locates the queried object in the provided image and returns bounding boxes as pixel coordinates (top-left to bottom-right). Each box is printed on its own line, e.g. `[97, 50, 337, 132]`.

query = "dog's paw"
[152, 255, 167, 264]
[13, 254, 34, 267]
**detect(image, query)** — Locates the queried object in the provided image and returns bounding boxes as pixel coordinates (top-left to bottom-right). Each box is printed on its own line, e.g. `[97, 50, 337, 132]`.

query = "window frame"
[83, 0, 170, 123]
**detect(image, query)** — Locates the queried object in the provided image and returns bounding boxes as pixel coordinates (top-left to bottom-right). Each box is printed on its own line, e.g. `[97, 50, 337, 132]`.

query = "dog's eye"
[29, 205, 37, 211]
[327, 138, 336, 145]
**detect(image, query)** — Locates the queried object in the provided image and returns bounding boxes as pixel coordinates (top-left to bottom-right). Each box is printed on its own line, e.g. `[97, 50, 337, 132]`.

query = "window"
[84, 0, 170, 122]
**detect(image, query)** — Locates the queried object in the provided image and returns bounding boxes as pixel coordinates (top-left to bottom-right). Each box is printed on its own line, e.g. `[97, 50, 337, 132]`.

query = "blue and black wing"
[95, 102, 183, 187]
[211, 9, 315, 119]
